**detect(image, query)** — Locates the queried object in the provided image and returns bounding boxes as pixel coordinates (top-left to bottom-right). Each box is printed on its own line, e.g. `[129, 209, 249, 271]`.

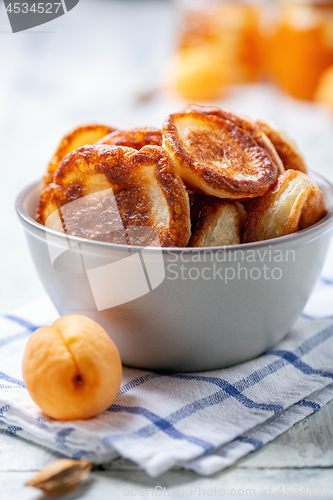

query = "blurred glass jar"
[168, 0, 264, 101]
[265, 0, 333, 100]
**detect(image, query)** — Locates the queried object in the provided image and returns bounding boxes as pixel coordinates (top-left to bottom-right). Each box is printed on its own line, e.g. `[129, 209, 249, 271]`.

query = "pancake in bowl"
[96, 127, 162, 150]
[190, 199, 247, 247]
[182, 104, 285, 175]
[43, 124, 116, 188]
[36, 145, 191, 248]
[256, 120, 307, 174]
[163, 110, 279, 200]
[242, 169, 326, 243]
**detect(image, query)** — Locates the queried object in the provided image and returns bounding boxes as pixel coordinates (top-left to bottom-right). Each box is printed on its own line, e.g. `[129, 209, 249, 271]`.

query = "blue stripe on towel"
[118, 373, 164, 396]
[269, 350, 333, 379]
[0, 405, 10, 417]
[321, 277, 333, 286]
[301, 313, 333, 320]
[56, 428, 75, 444]
[0, 331, 32, 349]
[295, 400, 321, 412]
[6, 426, 22, 434]
[167, 374, 283, 414]
[1, 315, 40, 332]
[234, 436, 263, 449]
[0, 372, 25, 388]
[107, 404, 214, 451]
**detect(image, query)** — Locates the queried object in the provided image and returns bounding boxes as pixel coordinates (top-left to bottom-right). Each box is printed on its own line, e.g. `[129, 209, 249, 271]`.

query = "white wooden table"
[1, 0, 333, 497]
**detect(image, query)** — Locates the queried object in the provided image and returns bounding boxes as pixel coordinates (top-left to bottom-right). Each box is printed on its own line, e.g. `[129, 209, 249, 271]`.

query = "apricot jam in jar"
[265, 0, 333, 100]
[169, 0, 264, 101]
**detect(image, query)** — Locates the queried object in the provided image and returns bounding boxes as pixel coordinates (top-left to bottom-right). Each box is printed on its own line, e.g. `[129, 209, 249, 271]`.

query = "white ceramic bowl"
[16, 171, 333, 372]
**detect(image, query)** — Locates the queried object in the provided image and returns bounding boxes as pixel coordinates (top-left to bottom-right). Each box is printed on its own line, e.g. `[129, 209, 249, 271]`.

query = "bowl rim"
[16, 170, 333, 253]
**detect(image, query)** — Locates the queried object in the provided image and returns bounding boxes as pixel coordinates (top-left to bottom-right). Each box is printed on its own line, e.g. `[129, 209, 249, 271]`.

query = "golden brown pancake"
[36, 145, 191, 248]
[189, 199, 247, 247]
[96, 127, 162, 150]
[256, 120, 307, 174]
[182, 104, 285, 175]
[163, 110, 279, 200]
[242, 170, 326, 243]
[43, 124, 115, 188]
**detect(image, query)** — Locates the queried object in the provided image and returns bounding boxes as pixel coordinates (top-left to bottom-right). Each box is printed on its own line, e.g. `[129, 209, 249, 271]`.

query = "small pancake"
[36, 145, 191, 248]
[242, 170, 326, 243]
[96, 127, 162, 150]
[163, 110, 279, 200]
[183, 104, 285, 175]
[256, 120, 307, 174]
[43, 124, 115, 188]
[189, 199, 247, 247]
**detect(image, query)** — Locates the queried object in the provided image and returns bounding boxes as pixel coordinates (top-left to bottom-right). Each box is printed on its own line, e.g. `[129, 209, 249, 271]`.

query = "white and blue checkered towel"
[1, 238, 333, 477]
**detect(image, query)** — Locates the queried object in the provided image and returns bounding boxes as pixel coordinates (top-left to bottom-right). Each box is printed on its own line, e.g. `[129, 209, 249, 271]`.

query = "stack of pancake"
[36, 105, 326, 247]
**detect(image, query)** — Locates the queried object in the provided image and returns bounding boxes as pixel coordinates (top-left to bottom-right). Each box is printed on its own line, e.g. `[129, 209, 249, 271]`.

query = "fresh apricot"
[22, 315, 122, 420]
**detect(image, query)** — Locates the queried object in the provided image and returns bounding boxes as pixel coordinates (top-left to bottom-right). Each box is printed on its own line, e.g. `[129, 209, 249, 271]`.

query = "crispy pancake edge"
[96, 127, 162, 150]
[163, 111, 279, 199]
[43, 124, 116, 188]
[183, 104, 285, 175]
[256, 120, 308, 174]
[242, 169, 326, 243]
[37, 145, 191, 248]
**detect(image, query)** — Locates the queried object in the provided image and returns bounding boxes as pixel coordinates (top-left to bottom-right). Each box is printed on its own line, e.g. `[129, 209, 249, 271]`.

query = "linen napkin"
[0, 238, 333, 477]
